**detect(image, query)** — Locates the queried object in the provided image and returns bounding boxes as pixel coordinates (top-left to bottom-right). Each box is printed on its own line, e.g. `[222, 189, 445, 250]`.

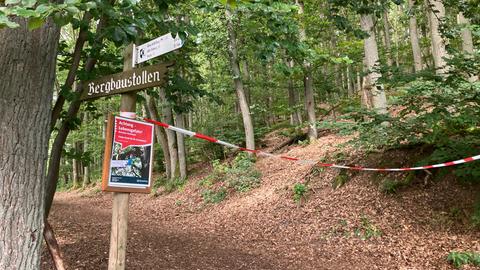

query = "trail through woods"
[42, 131, 480, 269]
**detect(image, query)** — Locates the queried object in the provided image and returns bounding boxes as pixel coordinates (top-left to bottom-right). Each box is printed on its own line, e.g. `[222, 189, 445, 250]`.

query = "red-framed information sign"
[102, 114, 154, 193]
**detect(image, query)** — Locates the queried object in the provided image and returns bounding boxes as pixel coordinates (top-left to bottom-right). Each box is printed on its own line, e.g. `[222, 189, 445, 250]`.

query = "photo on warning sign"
[110, 143, 151, 182]
[102, 115, 154, 191]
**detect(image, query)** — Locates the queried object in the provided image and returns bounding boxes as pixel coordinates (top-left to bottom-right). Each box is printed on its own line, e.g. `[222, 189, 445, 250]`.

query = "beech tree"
[427, 0, 449, 75]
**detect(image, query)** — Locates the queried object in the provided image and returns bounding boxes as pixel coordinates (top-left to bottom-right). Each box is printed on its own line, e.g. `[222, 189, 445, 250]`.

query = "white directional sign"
[134, 33, 183, 65]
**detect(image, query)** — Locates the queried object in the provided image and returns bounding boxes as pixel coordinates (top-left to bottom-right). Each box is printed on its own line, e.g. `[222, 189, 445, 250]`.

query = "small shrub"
[153, 176, 186, 194]
[332, 171, 349, 189]
[447, 251, 480, 269]
[202, 187, 227, 204]
[293, 183, 308, 203]
[354, 215, 382, 240]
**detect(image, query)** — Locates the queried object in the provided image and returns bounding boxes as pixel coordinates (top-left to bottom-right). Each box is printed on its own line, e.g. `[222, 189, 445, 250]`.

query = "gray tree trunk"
[175, 112, 187, 179]
[427, 0, 449, 75]
[408, 0, 424, 72]
[82, 113, 90, 188]
[457, 12, 478, 81]
[144, 93, 171, 178]
[296, 0, 317, 140]
[287, 60, 302, 125]
[360, 13, 388, 113]
[226, 7, 255, 150]
[72, 148, 80, 189]
[382, 10, 394, 67]
[0, 17, 60, 269]
[159, 88, 179, 179]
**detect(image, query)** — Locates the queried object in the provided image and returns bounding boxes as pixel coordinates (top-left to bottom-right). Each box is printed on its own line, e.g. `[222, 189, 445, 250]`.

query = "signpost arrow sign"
[134, 33, 184, 65]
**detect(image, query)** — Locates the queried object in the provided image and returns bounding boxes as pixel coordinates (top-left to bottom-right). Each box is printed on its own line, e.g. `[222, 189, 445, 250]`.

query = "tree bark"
[408, 0, 424, 72]
[0, 16, 60, 269]
[43, 221, 66, 270]
[226, 7, 255, 149]
[382, 10, 394, 67]
[427, 0, 449, 75]
[287, 60, 302, 125]
[457, 12, 478, 81]
[175, 112, 187, 179]
[159, 88, 179, 179]
[360, 13, 387, 113]
[144, 93, 171, 177]
[296, 0, 318, 140]
[72, 144, 80, 188]
[82, 113, 90, 188]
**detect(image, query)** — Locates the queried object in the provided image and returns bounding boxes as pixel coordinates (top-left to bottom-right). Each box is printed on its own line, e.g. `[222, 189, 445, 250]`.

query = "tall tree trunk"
[408, 0, 424, 72]
[346, 65, 354, 96]
[159, 88, 179, 179]
[82, 113, 90, 188]
[457, 12, 478, 81]
[0, 16, 60, 269]
[382, 10, 394, 67]
[175, 112, 187, 179]
[287, 60, 302, 125]
[72, 147, 80, 189]
[241, 60, 251, 105]
[360, 13, 388, 113]
[427, 0, 449, 75]
[296, 0, 318, 140]
[226, 7, 255, 150]
[144, 93, 171, 177]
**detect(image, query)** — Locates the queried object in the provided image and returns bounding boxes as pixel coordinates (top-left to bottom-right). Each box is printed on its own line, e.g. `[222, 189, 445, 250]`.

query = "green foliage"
[447, 251, 480, 269]
[200, 152, 261, 203]
[380, 176, 412, 194]
[329, 49, 480, 183]
[332, 171, 349, 189]
[202, 187, 227, 204]
[354, 215, 382, 240]
[292, 182, 308, 203]
[204, 152, 261, 192]
[154, 176, 186, 194]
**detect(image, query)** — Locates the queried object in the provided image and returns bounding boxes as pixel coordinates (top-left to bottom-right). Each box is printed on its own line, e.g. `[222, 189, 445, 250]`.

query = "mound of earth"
[42, 132, 480, 269]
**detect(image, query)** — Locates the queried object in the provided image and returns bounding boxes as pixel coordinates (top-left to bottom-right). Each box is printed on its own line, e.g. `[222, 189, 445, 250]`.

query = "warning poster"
[102, 115, 154, 192]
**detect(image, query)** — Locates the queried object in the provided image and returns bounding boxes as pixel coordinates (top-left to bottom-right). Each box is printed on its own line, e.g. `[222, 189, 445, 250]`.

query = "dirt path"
[42, 134, 480, 269]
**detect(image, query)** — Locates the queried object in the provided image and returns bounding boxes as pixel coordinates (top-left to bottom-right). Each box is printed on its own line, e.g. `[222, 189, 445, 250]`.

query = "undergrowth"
[447, 251, 480, 269]
[200, 153, 261, 203]
[152, 176, 186, 195]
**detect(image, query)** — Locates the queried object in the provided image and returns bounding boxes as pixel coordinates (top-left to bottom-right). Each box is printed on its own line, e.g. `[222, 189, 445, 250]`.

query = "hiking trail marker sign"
[133, 32, 183, 65]
[102, 114, 154, 193]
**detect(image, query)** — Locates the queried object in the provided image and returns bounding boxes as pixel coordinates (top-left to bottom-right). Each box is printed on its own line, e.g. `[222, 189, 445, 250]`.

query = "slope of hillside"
[42, 131, 480, 269]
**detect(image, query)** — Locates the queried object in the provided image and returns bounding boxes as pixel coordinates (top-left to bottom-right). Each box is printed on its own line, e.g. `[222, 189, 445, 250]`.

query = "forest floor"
[41, 129, 480, 270]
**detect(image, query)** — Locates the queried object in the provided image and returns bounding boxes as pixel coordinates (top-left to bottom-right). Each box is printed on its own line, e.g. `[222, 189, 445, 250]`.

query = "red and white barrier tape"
[143, 118, 480, 171]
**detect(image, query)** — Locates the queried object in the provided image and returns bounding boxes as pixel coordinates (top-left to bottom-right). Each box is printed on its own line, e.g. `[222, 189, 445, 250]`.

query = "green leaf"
[28, 17, 44, 30]
[84, 2, 97, 10]
[5, 0, 21, 5]
[35, 4, 52, 14]
[12, 7, 38, 18]
[65, 6, 80, 15]
[64, 0, 79, 4]
[0, 14, 20, 28]
[21, 0, 36, 8]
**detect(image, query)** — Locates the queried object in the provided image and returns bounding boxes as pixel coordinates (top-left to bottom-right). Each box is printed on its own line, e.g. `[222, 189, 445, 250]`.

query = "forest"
[1, 0, 480, 269]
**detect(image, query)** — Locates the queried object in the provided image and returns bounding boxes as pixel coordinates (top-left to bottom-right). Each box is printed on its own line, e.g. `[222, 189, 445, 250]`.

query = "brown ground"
[42, 131, 480, 270]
